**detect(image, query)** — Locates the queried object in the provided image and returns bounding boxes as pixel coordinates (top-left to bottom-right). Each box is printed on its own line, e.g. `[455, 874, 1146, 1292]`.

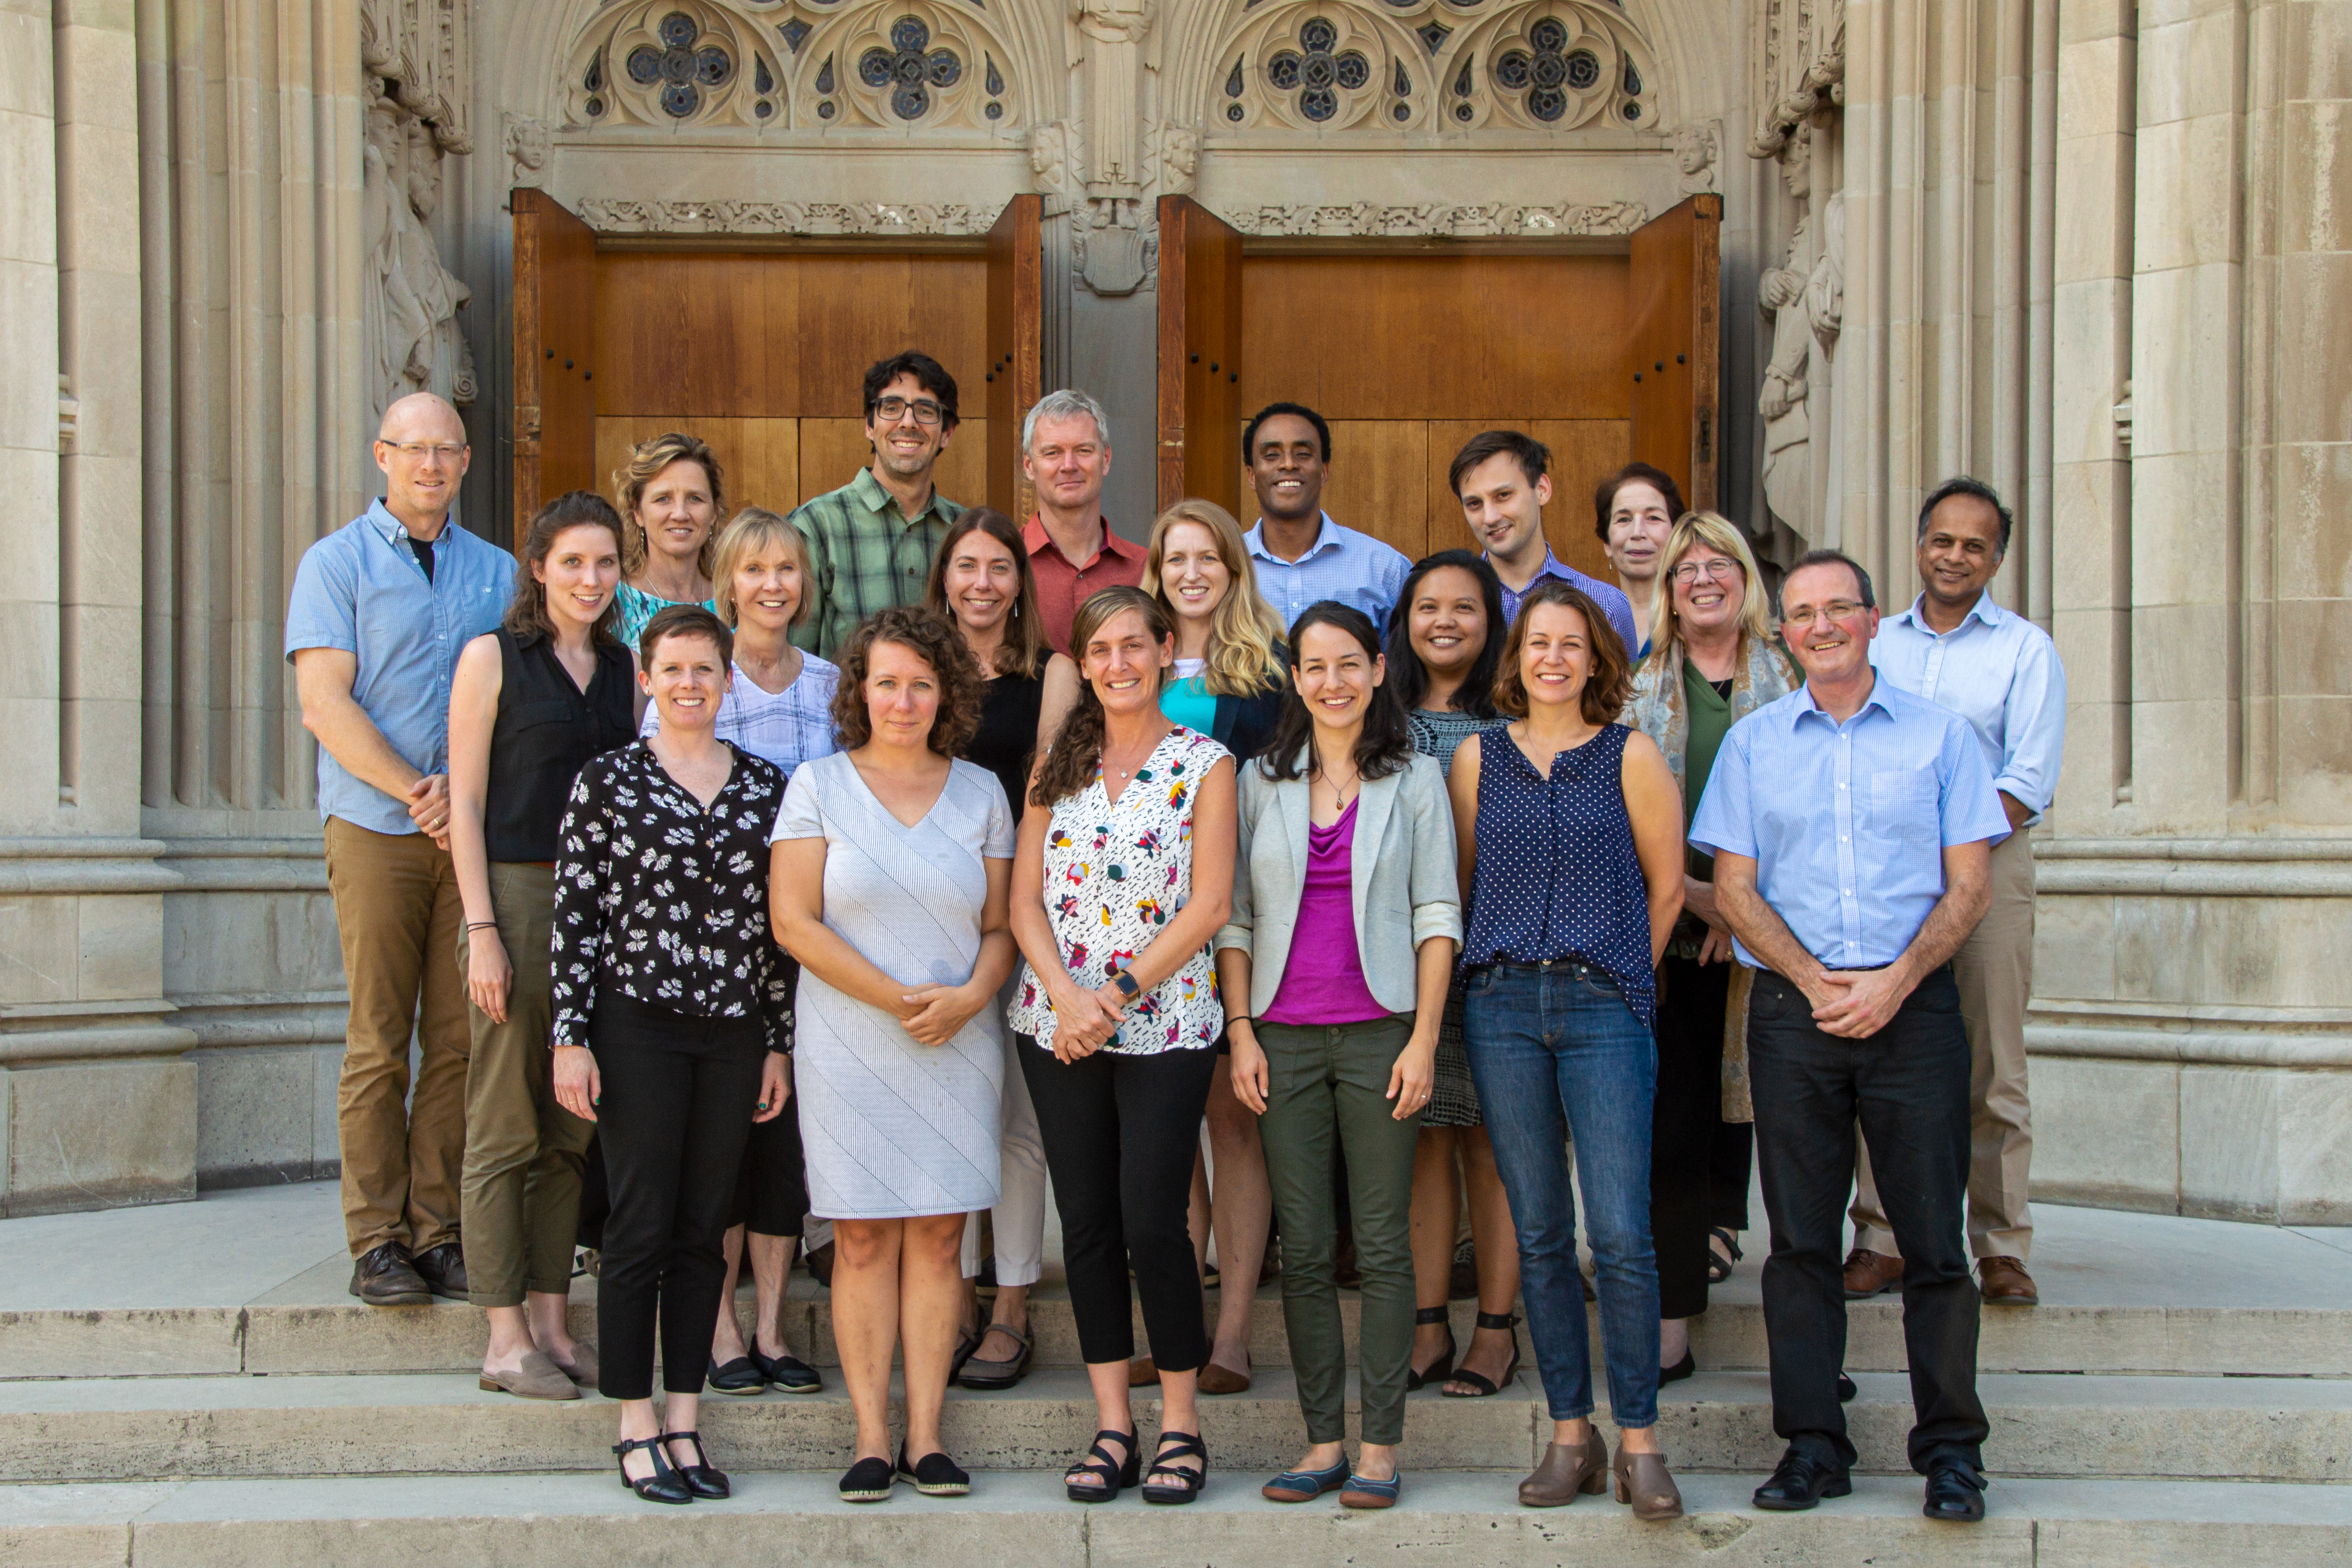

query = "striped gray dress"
[770, 751, 1016, 1219]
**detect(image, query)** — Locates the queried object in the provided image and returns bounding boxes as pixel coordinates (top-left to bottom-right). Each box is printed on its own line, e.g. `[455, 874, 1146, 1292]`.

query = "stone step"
[8, 1261, 2348, 1383]
[4, 1367, 2346, 1485]
[6, 1470, 2352, 1568]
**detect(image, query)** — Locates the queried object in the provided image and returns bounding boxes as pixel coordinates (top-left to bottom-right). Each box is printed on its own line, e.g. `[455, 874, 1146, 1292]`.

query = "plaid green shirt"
[788, 467, 965, 660]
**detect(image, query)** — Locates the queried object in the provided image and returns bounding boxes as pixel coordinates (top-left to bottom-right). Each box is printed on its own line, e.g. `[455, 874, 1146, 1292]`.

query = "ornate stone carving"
[1073, 197, 1150, 294]
[573, 197, 1005, 236]
[361, 0, 471, 152]
[1749, 0, 1843, 158]
[1757, 128, 1840, 541]
[1223, 199, 1647, 238]
[1030, 122, 1078, 215]
[1205, 0, 1656, 135]
[362, 92, 477, 429]
[1073, 0, 1155, 193]
[1156, 124, 1200, 196]
[565, 1, 784, 127]
[1672, 119, 1720, 194]
[503, 113, 550, 190]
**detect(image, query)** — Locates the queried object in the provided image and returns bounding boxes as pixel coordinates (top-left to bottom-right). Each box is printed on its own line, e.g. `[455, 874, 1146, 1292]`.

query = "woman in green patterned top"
[1624, 510, 1797, 1383]
[611, 430, 721, 647]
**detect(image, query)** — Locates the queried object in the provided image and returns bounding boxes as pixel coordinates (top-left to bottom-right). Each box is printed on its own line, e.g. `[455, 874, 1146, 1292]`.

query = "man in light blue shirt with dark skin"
[285, 392, 514, 1309]
[1691, 549, 2007, 1527]
[1241, 402, 1410, 630]
[1845, 478, 2066, 1310]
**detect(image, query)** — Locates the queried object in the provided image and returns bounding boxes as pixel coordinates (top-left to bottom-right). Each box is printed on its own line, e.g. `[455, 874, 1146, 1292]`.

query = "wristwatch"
[1110, 969, 1142, 1001]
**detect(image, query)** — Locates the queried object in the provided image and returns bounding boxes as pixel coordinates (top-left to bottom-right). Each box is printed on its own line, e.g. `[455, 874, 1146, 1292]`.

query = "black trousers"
[1019, 1036, 1217, 1371]
[1651, 956, 1731, 1320]
[1710, 1117, 1754, 1232]
[589, 993, 765, 1400]
[728, 953, 807, 1239]
[1748, 966, 1987, 1475]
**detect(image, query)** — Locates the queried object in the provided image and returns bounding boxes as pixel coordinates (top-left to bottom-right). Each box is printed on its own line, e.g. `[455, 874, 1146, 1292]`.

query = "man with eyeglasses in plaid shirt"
[790, 351, 968, 660]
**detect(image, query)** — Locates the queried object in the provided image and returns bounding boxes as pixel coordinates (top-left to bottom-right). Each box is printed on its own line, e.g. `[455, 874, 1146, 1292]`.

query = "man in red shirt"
[1020, 388, 1146, 653]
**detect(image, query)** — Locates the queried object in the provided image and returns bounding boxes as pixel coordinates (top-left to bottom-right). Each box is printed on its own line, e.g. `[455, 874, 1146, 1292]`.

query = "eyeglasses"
[1669, 558, 1743, 585]
[1780, 600, 1867, 629]
[872, 396, 945, 427]
[382, 441, 466, 461]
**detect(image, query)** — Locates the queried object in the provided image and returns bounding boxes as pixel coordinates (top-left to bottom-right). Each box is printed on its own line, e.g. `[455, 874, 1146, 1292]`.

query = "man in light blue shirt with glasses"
[1845, 478, 2066, 1310]
[1691, 548, 2008, 1526]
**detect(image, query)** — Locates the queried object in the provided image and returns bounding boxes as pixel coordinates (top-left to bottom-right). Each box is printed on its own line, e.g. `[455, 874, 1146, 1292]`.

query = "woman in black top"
[921, 507, 1074, 1389]
[549, 605, 793, 1505]
[446, 491, 639, 1402]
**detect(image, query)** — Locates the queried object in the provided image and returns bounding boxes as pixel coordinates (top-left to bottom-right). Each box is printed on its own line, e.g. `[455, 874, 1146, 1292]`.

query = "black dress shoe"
[1659, 1349, 1697, 1385]
[348, 1242, 432, 1306]
[1752, 1447, 1852, 1511]
[411, 1241, 469, 1301]
[1837, 1372, 1859, 1403]
[1922, 1462, 1986, 1522]
[662, 1430, 731, 1499]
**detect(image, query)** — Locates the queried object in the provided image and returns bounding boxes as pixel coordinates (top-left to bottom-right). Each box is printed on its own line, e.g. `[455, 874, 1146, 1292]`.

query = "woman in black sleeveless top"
[446, 491, 639, 1401]
[921, 508, 1076, 1390]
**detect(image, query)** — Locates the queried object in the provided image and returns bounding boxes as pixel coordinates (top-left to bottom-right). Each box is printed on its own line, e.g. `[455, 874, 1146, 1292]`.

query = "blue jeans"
[1463, 960, 1661, 1427]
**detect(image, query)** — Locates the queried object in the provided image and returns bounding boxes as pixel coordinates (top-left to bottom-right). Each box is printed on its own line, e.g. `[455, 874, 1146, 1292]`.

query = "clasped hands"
[1796, 960, 1915, 1039]
[1042, 975, 1133, 1062]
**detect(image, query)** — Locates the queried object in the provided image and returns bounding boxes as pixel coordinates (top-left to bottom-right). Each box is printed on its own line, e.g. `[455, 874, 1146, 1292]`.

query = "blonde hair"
[1141, 498, 1285, 697]
[1648, 510, 1773, 664]
[709, 507, 811, 630]
[611, 431, 724, 578]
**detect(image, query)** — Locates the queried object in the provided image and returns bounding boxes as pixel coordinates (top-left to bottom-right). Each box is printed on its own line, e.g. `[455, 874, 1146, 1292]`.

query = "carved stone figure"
[1757, 130, 1840, 541]
[504, 113, 549, 190]
[1030, 122, 1075, 215]
[1072, 0, 1153, 194]
[1158, 125, 1199, 195]
[363, 92, 477, 431]
[1673, 121, 1720, 194]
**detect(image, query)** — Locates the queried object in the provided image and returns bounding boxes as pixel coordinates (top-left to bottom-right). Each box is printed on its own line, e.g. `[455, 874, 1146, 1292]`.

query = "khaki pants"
[1853, 828, 2036, 1261]
[457, 863, 595, 1307]
[323, 816, 471, 1258]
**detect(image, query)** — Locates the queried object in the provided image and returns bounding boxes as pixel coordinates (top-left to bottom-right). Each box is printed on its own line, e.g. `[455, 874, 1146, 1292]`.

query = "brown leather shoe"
[1979, 1255, 2039, 1305]
[1518, 1428, 1608, 1507]
[1128, 1356, 1160, 1386]
[1842, 1247, 1903, 1300]
[1197, 1359, 1252, 1394]
[1612, 1447, 1684, 1520]
[479, 1349, 581, 1401]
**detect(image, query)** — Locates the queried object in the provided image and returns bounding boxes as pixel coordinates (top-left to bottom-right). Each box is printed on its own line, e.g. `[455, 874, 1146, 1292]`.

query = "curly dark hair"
[1492, 581, 1632, 726]
[829, 605, 985, 758]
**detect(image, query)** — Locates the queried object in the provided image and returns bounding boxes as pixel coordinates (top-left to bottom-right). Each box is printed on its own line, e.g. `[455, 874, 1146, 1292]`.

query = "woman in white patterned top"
[640, 506, 839, 1398]
[1007, 586, 1235, 1506]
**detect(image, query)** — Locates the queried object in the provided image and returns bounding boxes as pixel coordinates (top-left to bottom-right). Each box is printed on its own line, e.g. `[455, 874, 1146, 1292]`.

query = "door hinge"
[1696, 409, 1712, 464]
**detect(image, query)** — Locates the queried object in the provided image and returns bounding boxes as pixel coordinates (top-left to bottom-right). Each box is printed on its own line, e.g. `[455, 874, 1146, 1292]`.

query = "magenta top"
[1262, 797, 1391, 1027]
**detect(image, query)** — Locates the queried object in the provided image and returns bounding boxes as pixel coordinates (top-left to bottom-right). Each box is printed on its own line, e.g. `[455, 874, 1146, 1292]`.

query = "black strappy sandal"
[612, 1434, 694, 1504]
[1442, 1311, 1523, 1397]
[1706, 1227, 1744, 1285]
[1406, 1305, 1458, 1391]
[1065, 1427, 1141, 1502]
[660, 1429, 730, 1498]
[1141, 1429, 1208, 1505]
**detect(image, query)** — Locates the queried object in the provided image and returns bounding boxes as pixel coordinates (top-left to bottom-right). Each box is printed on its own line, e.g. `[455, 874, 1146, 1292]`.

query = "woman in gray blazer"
[1215, 601, 1461, 1511]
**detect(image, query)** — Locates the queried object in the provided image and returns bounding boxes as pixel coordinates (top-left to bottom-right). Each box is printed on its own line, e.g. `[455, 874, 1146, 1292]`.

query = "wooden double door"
[512, 192, 1043, 532]
[1158, 195, 1720, 589]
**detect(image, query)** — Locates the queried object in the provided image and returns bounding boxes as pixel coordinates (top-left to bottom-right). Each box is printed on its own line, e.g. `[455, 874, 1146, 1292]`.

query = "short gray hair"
[1021, 389, 1111, 455]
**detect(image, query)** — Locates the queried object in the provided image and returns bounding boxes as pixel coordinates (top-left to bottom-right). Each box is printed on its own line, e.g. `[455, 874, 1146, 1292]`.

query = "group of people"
[288, 345, 2064, 1524]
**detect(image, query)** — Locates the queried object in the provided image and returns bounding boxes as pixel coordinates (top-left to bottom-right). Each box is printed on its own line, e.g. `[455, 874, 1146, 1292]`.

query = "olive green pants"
[457, 862, 595, 1308]
[1257, 1015, 1421, 1445]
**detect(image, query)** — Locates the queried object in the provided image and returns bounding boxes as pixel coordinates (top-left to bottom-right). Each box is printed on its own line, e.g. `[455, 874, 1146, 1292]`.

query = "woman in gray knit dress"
[1386, 552, 1524, 1400]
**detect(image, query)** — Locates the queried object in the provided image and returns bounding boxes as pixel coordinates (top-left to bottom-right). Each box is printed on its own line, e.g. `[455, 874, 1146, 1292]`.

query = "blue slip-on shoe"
[1261, 1458, 1350, 1503]
[1340, 1470, 1402, 1509]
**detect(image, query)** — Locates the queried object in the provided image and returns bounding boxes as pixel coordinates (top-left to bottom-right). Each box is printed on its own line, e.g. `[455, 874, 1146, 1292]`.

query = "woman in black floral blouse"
[549, 604, 792, 1506]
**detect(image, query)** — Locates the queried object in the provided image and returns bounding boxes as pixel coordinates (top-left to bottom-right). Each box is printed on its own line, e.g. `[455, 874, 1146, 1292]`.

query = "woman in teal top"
[611, 431, 723, 648]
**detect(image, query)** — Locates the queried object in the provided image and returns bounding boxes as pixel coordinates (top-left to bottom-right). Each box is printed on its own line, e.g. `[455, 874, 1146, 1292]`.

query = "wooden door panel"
[790, 255, 990, 418]
[1157, 196, 1243, 514]
[1312, 419, 1430, 568]
[1626, 194, 1722, 510]
[512, 189, 598, 527]
[594, 416, 802, 522]
[796, 416, 989, 513]
[593, 254, 784, 418]
[987, 196, 1043, 519]
[1424, 418, 1628, 589]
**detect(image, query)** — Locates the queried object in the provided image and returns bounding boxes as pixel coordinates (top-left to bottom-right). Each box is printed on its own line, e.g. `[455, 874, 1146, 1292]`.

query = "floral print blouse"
[1007, 727, 1230, 1056]
[549, 741, 793, 1052]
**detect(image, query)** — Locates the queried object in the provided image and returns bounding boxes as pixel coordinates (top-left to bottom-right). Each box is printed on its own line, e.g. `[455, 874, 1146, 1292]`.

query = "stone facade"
[0, 0, 2343, 1221]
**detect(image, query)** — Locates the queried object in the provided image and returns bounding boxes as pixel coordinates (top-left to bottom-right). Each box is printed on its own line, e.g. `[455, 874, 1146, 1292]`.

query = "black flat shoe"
[1922, 1462, 1987, 1522]
[661, 1429, 730, 1499]
[1406, 1305, 1457, 1391]
[898, 1444, 972, 1496]
[751, 1345, 822, 1393]
[1141, 1429, 1207, 1505]
[1752, 1447, 1851, 1512]
[612, 1435, 694, 1504]
[956, 1323, 1035, 1390]
[1065, 1428, 1140, 1502]
[839, 1455, 896, 1502]
[1659, 1349, 1697, 1385]
[707, 1355, 767, 1395]
[1837, 1372, 1858, 1403]
[1442, 1312, 1521, 1397]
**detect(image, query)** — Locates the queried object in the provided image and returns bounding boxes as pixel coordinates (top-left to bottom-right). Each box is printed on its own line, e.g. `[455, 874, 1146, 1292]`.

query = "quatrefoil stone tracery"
[625, 10, 734, 119]
[859, 15, 961, 121]
[1495, 17, 1590, 122]
[1268, 18, 1372, 123]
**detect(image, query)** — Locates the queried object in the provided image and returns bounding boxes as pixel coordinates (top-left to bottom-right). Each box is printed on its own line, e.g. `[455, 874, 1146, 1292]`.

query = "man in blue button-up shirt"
[1846, 478, 2067, 1309]
[1448, 430, 1638, 652]
[1690, 549, 2007, 1524]
[285, 393, 514, 1308]
[1241, 402, 1411, 630]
